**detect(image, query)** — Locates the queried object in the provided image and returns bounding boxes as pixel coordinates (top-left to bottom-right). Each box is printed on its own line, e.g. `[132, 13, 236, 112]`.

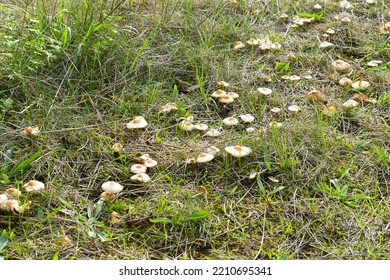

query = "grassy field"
[0, 0, 389, 260]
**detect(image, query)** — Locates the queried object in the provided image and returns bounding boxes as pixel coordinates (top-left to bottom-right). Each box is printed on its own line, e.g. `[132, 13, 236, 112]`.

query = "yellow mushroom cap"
[233, 41, 246, 50]
[130, 164, 147, 174]
[196, 153, 214, 163]
[101, 181, 124, 194]
[126, 116, 148, 129]
[217, 81, 230, 87]
[23, 180, 45, 192]
[225, 145, 252, 158]
[131, 173, 150, 184]
[211, 89, 227, 98]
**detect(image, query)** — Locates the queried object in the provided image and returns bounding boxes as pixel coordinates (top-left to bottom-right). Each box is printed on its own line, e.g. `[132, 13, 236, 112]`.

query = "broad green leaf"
[185, 210, 210, 221]
[0, 230, 8, 251]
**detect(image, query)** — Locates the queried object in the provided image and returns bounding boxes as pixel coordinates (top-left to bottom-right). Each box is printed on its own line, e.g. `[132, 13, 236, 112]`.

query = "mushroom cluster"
[130, 154, 157, 184]
[0, 180, 45, 214]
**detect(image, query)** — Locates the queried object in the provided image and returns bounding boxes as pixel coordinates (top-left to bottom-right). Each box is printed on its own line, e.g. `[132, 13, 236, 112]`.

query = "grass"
[0, 0, 389, 260]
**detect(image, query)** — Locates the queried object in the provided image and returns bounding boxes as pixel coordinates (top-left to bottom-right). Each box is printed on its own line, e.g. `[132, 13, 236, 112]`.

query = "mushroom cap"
[257, 87, 272, 95]
[246, 127, 256, 133]
[270, 107, 282, 113]
[204, 146, 220, 155]
[196, 153, 214, 163]
[0, 194, 7, 204]
[4, 188, 21, 198]
[313, 4, 322, 10]
[227, 92, 240, 99]
[331, 59, 352, 72]
[339, 77, 353, 87]
[339, 0, 353, 9]
[319, 41, 334, 48]
[306, 90, 326, 103]
[126, 116, 148, 129]
[101, 181, 124, 194]
[186, 157, 197, 164]
[112, 143, 124, 153]
[143, 158, 158, 168]
[218, 95, 235, 104]
[217, 81, 230, 87]
[240, 114, 255, 123]
[325, 28, 336, 34]
[222, 116, 239, 126]
[342, 99, 359, 109]
[211, 89, 227, 98]
[179, 120, 195, 131]
[22, 126, 40, 137]
[23, 180, 45, 192]
[100, 191, 116, 201]
[0, 199, 19, 212]
[233, 41, 246, 50]
[269, 122, 284, 129]
[159, 103, 178, 114]
[225, 145, 252, 158]
[288, 105, 300, 113]
[130, 164, 147, 174]
[322, 105, 338, 116]
[205, 129, 222, 137]
[289, 75, 301, 81]
[131, 173, 150, 184]
[194, 123, 209, 131]
[246, 38, 259, 45]
[351, 81, 370, 90]
[367, 60, 383, 67]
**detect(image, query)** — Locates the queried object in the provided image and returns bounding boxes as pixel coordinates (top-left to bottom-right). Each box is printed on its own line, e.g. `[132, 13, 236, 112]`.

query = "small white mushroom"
[222, 116, 239, 126]
[287, 105, 300, 114]
[331, 60, 352, 72]
[367, 60, 383, 67]
[233, 41, 246, 50]
[126, 116, 148, 129]
[240, 114, 255, 123]
[227, 92, 240, 99]
[196, 153, 214, 163]
[270, 107, 282, 114]
[22, 126, 40, 138]
[23, 180, 45, 192]
[217, 81, 230, 87]
[112, 143, 124, 153]
[0, 199, 19, 213]
[351, 81, 370, 90]
[143, 158, 158, 168]
[339, 0, 353, 9]
[225, 145, 252, 158]
[4, 188, 21, 198]
[131, 173, 150, 184]
[342, 99, 359, 109]
[339, 77, 353, 87]
[205, 129, 222, 137]
[246, 127, 256, 133]
[256, 87, 272, 96]
[194, 123, 209, 131]
[130, 164, 147, 174]
[289, 75, 301, 81]
[101, 181, 124, 194]
[204, 146, 220, 155]
[179, 120, 195, 131]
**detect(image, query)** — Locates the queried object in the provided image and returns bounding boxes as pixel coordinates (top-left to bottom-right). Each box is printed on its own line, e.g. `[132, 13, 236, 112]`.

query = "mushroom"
[289, 75, 301, 82]
[342, 99, 359, 109]
[325, 28, 336, 35]
[341, 17, 352, 23]
[218, 95, 235, 104]
[246, 127, 256, 133]
[131, 173, 150, 184]
[240, 114, 255, 123]
[110, 211, 120, 224]
[331, 60, 352, 72]
[186, 157, 197, 164]
[159, 103, 178, 114]
[217, 81, 230, 88]
[222, 116, 239, 126]
[339, 0, 353, 9]
[194, 123, 209, 131]
[279, 13, 289, 21]
[367, 60, 383, 67]
[287, 105, 300, 114]
[339, 77, 353, 87]
[22, 126, 40, 138]
[227, 92, 239, 99]
[306, 90, 326, 103]
[270, 107, 282, 114]
[143, 158, 158, 168]
[352, 81, 370, 90]
[379, 22, 390, 34]
[204, 146, 220, 155]
[256, 87, 272, 96]
[0, 194, 7, 204]
[101, 181, 124, 194]
[313, 4, 322, 10]
[269, 122, 284, 129]
[211, 89, 227, 98]
[246, 38, 259, 46]
[225, 145, 252, 158]
[196, 153, 214, 163]
[205, 129, 222, 137]
[0, 199, 19, 213]
[130, 164, 147, 174]
[233, 41, 246, 50]
[23, 180, 45, 192]
[112, 143, 124, 153]
[322, 105, 337, 116]
[100, 191, 116, 202]
[4, 188, 21, 198]
[126, 116, 148, 129]
[352, 93, 377, 104]
[179, 120, 195, 131]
